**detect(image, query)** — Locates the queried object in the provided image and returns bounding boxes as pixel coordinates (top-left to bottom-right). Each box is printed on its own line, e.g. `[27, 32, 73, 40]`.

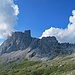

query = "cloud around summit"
[41, 10, 75, 43]
[0, 0, 19, 39]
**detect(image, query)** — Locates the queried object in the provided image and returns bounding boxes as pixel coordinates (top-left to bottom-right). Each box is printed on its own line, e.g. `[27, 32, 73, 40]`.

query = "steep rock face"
[29, 37, 59, 55]
[38, 37, 58, 54]
[0, 30, 32, 54]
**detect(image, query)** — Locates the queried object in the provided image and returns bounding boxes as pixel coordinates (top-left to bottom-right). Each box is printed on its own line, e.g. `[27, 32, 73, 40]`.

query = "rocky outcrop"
[0, 30, 32, 54]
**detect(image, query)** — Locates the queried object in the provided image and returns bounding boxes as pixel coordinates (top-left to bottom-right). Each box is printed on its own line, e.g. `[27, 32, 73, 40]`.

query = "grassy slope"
[0, 56, 75, 75]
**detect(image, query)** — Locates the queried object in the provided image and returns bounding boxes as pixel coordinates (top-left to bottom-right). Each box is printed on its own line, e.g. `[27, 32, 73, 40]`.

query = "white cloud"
[0, 0, 19, 39]
[41, 10, 75, 43]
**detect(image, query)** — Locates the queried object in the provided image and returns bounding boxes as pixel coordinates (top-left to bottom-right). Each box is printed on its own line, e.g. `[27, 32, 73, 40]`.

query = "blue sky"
[15, 0, 75, 38]
[0, 0, 75, 44]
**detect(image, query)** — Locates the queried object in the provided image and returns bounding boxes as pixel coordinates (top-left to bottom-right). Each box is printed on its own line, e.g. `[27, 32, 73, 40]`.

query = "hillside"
[0, 54, 75, 75]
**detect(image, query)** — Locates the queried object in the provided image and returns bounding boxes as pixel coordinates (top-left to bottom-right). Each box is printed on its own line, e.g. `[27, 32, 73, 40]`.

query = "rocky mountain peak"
[0, 30, 32, 54]
[24, 30, 31, 37]
[11, 30, 31, 39]
[41, 36, 58, 43]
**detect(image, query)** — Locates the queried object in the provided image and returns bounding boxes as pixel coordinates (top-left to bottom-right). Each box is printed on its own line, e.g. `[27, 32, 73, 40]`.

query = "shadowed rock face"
[0, 30, 75, 62]
[0, 30, 59, 54]
[0, 30, 32, 54]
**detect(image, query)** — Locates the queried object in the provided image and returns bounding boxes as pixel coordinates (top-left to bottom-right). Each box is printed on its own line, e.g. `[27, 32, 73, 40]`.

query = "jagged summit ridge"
[0, 30, 32, 53]
[0, 30, 75, 62]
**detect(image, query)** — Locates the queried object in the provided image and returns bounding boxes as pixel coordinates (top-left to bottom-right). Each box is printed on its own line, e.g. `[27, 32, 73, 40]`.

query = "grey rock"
[0, 30, 32, 54]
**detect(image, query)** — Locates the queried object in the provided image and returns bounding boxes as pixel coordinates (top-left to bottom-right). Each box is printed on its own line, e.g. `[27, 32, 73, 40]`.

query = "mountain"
[0, 30, 75, 63]
[1, 30, 75, 75]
